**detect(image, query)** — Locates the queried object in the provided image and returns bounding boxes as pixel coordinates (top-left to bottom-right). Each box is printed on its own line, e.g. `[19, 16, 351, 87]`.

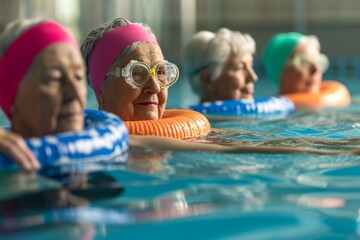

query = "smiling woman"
[80, 17, 211, 138]
[81, 18, 170, 121]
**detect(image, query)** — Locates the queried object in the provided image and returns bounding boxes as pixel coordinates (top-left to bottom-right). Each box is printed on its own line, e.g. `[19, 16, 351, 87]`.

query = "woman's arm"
[0, 128, 39, 171]
[129, 135, 358, 155]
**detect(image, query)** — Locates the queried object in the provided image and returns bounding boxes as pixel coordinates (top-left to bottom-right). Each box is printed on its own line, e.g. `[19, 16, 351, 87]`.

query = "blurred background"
[0, 0, 359, 108]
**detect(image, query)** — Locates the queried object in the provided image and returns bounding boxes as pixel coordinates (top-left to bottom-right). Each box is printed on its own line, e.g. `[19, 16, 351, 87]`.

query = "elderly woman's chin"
[305, 84, 320, 94]
[131, 105, 164, 121]
[306, 78, 322, 94]
[134, 111, 161, 121]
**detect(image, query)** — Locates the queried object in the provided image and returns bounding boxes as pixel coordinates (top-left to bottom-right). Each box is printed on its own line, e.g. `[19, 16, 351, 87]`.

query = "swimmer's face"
[206, 53, 258, 101]
[99, 42, 167, 121]
[11, 43, 87, 137]
[279, 42, 323, 94]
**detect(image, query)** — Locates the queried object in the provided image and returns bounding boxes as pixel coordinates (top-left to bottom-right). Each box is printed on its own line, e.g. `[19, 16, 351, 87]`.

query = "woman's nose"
[246, 67, 258, 83]
[309, 62, 321, 75]
[143, 75, 161, 94]
[62, 76, 84, 103]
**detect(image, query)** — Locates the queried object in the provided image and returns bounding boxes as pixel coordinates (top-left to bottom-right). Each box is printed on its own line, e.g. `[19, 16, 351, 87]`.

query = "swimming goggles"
[107, 60, 179, 89]
[287, 53, 329, 73]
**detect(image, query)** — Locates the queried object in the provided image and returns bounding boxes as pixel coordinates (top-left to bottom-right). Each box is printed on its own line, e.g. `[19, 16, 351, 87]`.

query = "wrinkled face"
[12, 43, 87, 137]
[279, 42, 323, 94]
[207, 53, 258, 101]
[99, 42, 167, 121]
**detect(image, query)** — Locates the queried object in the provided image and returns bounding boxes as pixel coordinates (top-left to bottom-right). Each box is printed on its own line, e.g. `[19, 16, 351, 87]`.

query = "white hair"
[181, 31, 215, 97]
[182, 28, 256, 97]
[80, 17, 157, 86]
[0, 18, 44, 57]
[297, 35, 321, 51]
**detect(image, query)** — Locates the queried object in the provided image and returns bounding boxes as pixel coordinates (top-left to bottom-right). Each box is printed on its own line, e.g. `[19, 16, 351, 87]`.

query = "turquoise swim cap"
[262, 32, 305, 85]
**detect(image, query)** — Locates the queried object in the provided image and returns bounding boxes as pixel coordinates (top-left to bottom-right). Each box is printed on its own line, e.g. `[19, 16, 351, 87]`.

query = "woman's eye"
[132, 71, 143, 79]
[45, 75, 61, 83]
[235, 64, 246, 71]
[43, 70, 62, 83]
[75, 72, 85, 81]
[157, 70, 166, 76]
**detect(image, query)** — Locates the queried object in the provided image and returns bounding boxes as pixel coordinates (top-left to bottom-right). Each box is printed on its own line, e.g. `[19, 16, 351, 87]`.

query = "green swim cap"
[262, 32, 305, 84]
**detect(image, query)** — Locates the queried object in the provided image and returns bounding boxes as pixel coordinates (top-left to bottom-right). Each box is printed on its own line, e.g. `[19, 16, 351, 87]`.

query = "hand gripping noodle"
[87, 24, 158, 100]
[0, 21, 79, 119]
[0, 109, 129, 169]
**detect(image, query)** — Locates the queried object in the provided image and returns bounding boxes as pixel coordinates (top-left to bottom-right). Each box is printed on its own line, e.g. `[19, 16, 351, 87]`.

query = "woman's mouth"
[137, 102, 158, 106]
[241, 85, 254, 95]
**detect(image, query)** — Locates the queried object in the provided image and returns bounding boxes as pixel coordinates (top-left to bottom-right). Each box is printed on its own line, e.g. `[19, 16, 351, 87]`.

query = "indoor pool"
[1, 80, 360, 239]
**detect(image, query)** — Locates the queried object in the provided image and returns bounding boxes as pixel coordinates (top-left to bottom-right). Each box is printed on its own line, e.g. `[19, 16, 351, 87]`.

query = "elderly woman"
[262, 32, 350, 108]
[81, 17, 179, 121]
[0, 19, 87, 170]
[182, 28, 258, 103]
[80, 18, 212, 139]
[263, 32, 328, 95]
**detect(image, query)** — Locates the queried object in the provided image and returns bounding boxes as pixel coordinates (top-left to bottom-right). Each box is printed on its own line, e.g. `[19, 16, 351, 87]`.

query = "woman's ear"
[199, 69, 214, 93]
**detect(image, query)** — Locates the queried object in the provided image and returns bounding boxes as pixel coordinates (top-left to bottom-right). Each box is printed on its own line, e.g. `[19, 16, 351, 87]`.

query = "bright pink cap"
[0, 21, 79, 119]
[87, 24, 158, 100]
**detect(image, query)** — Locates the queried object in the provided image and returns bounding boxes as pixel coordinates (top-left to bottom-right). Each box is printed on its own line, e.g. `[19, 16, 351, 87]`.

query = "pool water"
[1, 81, 360, 239]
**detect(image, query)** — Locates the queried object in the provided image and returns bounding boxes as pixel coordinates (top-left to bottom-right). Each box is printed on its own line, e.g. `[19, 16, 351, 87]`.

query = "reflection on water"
[126, 147, 172, 174]
[1, 98, 360, 238]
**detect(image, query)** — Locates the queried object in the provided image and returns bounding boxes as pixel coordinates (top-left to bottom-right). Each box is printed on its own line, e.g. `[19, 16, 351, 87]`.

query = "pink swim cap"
[0, 21, 79, 119]
[87, 24, 158, 100]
